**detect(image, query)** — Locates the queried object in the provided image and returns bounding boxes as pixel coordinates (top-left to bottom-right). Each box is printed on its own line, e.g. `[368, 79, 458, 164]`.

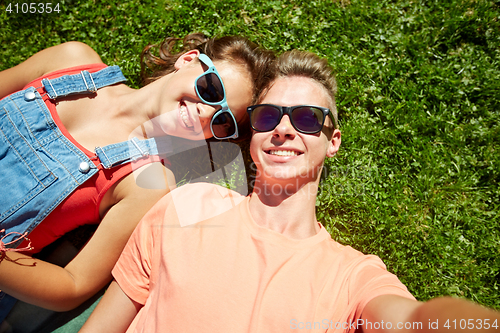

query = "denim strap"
[41, 66, 126, 99]
[95, 137, 173, 169]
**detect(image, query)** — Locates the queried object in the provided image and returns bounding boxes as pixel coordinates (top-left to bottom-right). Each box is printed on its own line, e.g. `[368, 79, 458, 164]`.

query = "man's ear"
[326, 129, 341, 158]
[174, 49, 201, 70]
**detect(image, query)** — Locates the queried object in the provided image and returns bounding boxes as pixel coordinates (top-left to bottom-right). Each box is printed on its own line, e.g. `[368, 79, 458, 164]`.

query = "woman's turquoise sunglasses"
[195, 54, 239, 140]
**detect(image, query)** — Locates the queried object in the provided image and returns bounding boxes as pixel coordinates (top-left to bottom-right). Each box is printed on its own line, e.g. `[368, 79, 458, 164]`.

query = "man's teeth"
[269, 150, 298, 156]
[180, 105, 193, 128]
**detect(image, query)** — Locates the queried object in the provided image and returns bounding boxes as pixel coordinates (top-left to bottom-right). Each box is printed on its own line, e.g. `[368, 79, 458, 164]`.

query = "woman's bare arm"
[0, 164, 174, 311]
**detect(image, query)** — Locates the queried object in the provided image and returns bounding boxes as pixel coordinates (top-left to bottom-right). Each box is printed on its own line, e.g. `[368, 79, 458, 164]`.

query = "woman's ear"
[326, 129, 341, 158]
[174, 49, 201, 70]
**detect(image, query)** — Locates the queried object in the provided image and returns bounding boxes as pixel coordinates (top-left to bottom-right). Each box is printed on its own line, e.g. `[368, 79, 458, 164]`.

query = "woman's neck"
[108, 78, 168, 139]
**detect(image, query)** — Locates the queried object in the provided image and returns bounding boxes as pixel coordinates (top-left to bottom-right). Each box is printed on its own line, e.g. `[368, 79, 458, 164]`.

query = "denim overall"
[0, 66, 165, 320]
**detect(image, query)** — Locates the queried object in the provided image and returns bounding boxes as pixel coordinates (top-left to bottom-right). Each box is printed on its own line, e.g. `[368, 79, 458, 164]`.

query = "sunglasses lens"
[250, 105, 281, 132]
[292, 107, 324, 133]
[212, 111, 236, 139]
[196, 72, 224, 103]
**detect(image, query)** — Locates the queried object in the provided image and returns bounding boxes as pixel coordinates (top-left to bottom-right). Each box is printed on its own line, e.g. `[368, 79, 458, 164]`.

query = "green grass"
[1, 0, 499, 309]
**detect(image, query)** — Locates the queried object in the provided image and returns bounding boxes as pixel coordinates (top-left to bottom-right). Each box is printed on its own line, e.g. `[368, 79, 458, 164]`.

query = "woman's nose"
[197, 102, 220, 119]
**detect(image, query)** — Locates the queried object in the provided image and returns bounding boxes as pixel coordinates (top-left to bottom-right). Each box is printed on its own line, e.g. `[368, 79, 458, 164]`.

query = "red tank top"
[18, 64, 165, 253]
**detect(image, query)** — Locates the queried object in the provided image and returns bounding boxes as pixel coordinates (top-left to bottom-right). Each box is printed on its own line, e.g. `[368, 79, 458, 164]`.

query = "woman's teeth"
[180, 105, 193, 128]
[269, 150, 298, 156]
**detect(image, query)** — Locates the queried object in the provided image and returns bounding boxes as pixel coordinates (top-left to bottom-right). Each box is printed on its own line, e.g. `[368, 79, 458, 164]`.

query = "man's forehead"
[262, 76, 330, 108]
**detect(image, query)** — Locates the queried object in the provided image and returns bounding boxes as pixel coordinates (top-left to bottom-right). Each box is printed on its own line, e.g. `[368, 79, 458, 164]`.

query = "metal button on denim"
[78, 161, 91, 174]
[24, 91, 36, 101]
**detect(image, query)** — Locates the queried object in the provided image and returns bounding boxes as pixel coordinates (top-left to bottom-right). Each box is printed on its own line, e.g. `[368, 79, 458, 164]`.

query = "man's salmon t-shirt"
[112, 183, 415, 333]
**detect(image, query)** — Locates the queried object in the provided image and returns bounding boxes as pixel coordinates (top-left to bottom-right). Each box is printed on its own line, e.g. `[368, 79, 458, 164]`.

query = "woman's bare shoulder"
[25, 41, 104, 74]
[44, 42, 104, 71]
[0, 42, 104, 98]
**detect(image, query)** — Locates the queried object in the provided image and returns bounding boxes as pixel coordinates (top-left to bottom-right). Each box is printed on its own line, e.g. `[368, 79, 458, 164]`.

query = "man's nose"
[272, 115, 296, 140]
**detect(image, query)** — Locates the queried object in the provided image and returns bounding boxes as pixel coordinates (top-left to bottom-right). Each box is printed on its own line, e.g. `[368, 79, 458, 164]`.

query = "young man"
[81, 51, 500, 333]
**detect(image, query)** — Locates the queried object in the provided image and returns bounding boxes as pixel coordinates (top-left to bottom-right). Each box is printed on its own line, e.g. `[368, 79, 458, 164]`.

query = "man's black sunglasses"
[247, 104, 336, 134]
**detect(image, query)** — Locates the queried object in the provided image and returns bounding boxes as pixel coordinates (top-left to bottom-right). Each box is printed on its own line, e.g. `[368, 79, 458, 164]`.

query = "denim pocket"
[0, 95, 57, 231]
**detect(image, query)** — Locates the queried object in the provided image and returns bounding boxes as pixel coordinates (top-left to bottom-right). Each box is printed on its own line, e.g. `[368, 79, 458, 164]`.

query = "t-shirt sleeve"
[346, 254, 415, 325]
[112, 195, 168, 305]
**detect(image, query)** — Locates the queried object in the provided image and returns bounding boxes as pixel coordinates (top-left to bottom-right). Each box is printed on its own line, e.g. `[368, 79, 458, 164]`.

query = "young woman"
[0, 33, 275, 319]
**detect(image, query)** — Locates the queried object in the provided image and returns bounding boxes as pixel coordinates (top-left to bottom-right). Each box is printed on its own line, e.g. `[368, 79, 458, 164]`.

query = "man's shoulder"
[322, 237, 387, 270]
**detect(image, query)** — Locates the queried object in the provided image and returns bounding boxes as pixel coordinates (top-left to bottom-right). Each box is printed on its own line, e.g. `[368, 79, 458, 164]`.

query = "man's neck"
[248, 179, 321, 239]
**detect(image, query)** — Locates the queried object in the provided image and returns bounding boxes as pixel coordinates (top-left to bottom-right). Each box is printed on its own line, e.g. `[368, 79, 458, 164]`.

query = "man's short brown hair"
[263, 50, 339, 129]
